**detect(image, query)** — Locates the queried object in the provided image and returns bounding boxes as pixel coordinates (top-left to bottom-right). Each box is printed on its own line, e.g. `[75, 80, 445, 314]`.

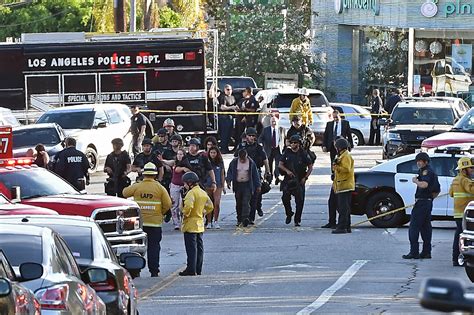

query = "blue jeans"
[453, 218, 463, 262]
[409, 199, 432, 255]
[184, 233, 203, 274]
[143, 226, 162, 274]
[218, 116, 233, 152]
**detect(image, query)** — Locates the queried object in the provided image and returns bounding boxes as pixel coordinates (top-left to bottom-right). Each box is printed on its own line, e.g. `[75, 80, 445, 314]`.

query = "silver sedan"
[331, 103, 371, 146]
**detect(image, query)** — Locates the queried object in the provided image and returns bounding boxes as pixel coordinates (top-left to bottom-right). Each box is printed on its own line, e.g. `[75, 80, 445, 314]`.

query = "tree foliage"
[206, 0, 322, 88]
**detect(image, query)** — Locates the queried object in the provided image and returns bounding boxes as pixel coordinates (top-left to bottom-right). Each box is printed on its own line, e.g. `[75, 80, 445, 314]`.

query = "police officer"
[179, 172, 214, 276]
[403, 152, 440, 259]
[186, 138, 217, 190]
[130, 105, 146, 157]
[152, 128, 171, 155]
[449, 157, 474, 266]
[234, 127, 271, 222]
[53, 137, 90, 191]
[163, 118, 178, 138]
[104, 138, 131, 197]
[286, 115, 316, 163]
[331, 138, 354, 234]
[123, 162, 172, 277]
[132, 138, 164, 182]
[278, 135, 313, 226]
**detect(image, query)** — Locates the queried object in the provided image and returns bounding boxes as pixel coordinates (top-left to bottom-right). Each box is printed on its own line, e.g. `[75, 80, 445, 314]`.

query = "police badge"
[422, 170, 428, 176]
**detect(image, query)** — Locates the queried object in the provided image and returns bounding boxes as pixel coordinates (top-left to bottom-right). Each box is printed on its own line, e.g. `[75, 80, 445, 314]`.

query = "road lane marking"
[383, 228, 398, 235]
[296, 260, 368, 314]
[140, 266, 185, 300]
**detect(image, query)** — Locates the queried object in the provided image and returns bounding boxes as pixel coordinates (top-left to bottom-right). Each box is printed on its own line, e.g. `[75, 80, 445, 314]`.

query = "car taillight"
[0, 158, 34, 166]
[78, 284, 94, 312]
[36, 284, 69, 310]
[89, 275, 117, 292]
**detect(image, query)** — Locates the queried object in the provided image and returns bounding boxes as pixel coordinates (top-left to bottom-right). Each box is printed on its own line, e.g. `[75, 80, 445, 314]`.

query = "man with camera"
[278, 134, 313, 227]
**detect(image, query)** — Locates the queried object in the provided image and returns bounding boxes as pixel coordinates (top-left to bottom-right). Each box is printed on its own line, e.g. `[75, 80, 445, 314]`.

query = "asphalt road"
[87, 146, 466, 314]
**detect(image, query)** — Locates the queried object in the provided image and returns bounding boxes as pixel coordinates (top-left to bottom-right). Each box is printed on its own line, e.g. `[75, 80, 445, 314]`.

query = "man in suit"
[259, 114, 286, 184]
[322, 110, 353, 163]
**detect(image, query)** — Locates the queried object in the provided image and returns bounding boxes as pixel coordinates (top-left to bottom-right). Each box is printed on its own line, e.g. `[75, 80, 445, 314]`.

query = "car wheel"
[351, 130, 363, 147]
[465, 263, 474, 282]
[85, 147, 99, 173]
[366, 192, 408, 228]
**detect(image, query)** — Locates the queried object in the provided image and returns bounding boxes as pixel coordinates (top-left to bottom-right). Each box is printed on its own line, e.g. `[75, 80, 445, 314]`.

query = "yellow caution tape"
[350, 193, 449, 228]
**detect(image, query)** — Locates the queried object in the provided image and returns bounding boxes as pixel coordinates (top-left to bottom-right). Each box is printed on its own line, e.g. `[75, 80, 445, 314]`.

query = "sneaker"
[179, 270, 196, 276]
[248, 221, 255, 226]
[214, 222, 221, 229]
[402, 253, 420, 259]
[174, 226, 180, 231]
[210, 222, 214, 229]
[420, 253, 432, 259]
[236, 222, 242, 227]
[331, 229, 347, 234]
[257, 209, 264, 217]
[321, 223, 336, 229]
[205, 223, 209, 229]
[150, 272, 159, 277]
[295, 222, 301, 227]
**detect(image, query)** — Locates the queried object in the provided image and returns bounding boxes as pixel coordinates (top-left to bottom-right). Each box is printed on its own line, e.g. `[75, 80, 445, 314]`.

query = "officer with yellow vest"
[123, 162, 172, 277]
[449, 157, 474, 266]
[179, 172, 214, 276]
[289, 88, 313, 126]
[332, 138, 355, 234]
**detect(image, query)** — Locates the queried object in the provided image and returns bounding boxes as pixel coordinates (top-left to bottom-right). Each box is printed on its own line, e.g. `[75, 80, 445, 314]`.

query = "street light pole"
[130, 0, 136, 32]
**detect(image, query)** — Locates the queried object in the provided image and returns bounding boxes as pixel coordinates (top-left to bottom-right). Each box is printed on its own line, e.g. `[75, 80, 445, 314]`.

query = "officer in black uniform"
[278, 134, 313, 226]
[286, 115, 316, 163]
[186, 138, 216, 190]
[53, 137, 90, 191]
[104, 138, 131, 197]
[403, 152, 440, 260]
[152, 128, 171, 155]
[234, 127, 271, 222]
[132, 138, 164, 182]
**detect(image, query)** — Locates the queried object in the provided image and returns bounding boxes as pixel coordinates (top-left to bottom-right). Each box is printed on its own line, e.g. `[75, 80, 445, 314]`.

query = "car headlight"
[387, 132, 401, 141]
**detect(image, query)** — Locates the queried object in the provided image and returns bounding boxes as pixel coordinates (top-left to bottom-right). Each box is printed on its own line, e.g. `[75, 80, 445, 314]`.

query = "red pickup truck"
[0, 193, 58, 215]
[0, 162, 147, 257]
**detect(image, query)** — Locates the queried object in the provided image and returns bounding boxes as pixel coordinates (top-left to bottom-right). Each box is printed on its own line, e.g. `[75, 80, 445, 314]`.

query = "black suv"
[381, 98, 465, 159]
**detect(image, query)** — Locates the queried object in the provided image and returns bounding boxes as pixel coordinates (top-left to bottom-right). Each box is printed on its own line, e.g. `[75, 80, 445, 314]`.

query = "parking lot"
[85, 145, 465, 314]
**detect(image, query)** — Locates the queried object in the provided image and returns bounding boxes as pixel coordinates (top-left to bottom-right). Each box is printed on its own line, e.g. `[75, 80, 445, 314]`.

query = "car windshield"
[41, 225, 93, 260]
[391, 107, 454, 125]
[0, 234, 42, 266]
[37, 111, 95, 129]
[453, 109, 474, 131]
[274, 94, 329, 108]
[13, 128, 60, 147]
[0, 168, 79, 199]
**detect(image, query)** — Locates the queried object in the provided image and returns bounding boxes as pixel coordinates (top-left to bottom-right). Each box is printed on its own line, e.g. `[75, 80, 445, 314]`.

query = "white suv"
[36, 103, 133, 172]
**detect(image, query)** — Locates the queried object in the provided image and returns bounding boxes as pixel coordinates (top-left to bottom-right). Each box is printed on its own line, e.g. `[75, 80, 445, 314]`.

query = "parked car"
[255, 88, 332, 145]
[0, 160, 147, 257]
[0, 215, 145, 315]
[12, 123, 65, 159]
[0, 250, 41, 314]
[331, 103, 371, 146]
[0, 224, 107, 314]
[351, 145, 469, 228]
[0, 107, 20, 127]
[459, 201, 474, 282]
[36, 103, 133, 172]
[422, 106, 474, 149]
[381, 98, 463, 159]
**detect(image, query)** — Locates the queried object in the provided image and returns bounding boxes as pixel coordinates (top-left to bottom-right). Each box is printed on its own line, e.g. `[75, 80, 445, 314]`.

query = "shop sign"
[334, 0, 380, 16]
[421, 0, 474, 18]
[452, 44, 472, 74]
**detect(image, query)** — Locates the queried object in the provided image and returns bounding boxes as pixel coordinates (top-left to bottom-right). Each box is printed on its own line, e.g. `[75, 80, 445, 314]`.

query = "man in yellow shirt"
[123, 162, 172, 277]
[289, 88, 313, 126]
[449, 157, 474, 266]
[179, 172, 214, 276]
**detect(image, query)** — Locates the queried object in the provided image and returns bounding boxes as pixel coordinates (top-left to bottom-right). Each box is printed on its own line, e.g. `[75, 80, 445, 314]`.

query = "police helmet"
[157, 128, 168, 136]
[289, 134, 302, 144]
[182, 171, 199, 184]
[334, 138, 350, 151]
[189, 138, 201, 146]
[415, 152, 430, 163]
[456, 157, 474, 170]
[143, 162, 158, 175]
[163, 118, 175, 127]
[111, 138, 124, 146]
[142, 138, 153, 146]
[170, 134, 183, 142]
[246, 127, 257, 136]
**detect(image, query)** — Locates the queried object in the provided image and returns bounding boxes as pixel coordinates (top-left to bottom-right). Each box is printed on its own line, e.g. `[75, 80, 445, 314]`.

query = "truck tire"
[465, 263, 474, 282]
[366, 192, 408, 228]
[86, 147, 99, 173]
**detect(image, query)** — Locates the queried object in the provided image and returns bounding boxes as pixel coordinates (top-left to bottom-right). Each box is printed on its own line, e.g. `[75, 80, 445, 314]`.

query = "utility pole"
[130, 0, 136, 32]
[114, 0, 125, 32]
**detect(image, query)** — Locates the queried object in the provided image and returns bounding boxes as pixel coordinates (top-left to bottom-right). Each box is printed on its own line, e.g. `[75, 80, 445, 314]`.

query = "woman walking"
[206, 146, 225, 229]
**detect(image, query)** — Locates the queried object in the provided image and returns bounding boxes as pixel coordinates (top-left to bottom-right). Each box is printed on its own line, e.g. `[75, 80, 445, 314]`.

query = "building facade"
[313, 0, 474, 104]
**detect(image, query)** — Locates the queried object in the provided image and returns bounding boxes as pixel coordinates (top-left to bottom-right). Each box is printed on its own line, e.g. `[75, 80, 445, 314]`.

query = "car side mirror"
[124, 255, 146, 271]
[10, 186, 21, 202]
[84, 268, 108, 283]
[419, 278, 473, 312]
[19, 262, 43, 281]
[0, 278, 11, 297]
[96, 122, 108, 129]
